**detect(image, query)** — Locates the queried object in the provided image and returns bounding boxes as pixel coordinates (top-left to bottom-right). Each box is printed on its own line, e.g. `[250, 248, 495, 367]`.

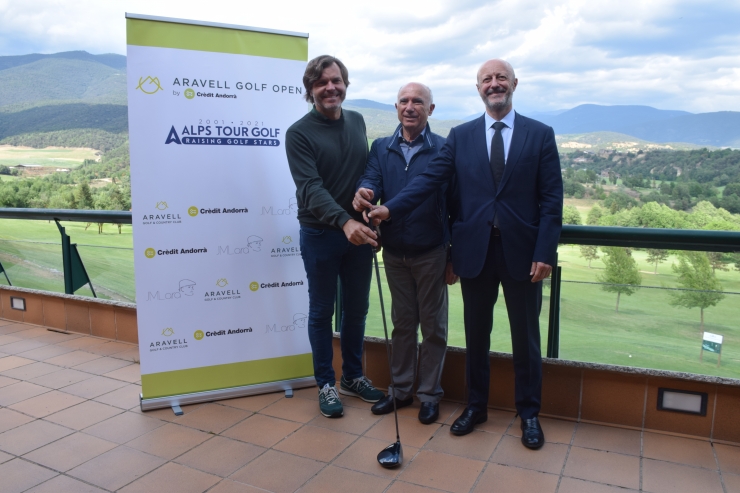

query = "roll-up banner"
[126, 13, 313, 410]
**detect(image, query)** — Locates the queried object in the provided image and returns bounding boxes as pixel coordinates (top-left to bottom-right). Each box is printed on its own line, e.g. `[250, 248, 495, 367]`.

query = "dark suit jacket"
[383, 112, 563, 281]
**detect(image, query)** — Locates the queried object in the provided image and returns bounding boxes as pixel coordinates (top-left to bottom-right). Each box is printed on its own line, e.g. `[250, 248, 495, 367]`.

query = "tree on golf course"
[579, 245, 600, 268]
[598, 247, 642, 313]
[669, 252, 725, 332]
[646, 249, 669, 274]
[706, 252, 730, 274]
[587, 204, 603, 225]
[563, 205, 582, 225]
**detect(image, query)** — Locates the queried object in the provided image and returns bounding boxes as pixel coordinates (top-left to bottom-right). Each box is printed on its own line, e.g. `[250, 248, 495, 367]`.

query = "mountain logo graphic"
[282, 236, 292, 244]
[162, 328, 175, 337]
[156, 201, 168, 210]
[136, 76, 163, 94]
[216, 278, 228, 287]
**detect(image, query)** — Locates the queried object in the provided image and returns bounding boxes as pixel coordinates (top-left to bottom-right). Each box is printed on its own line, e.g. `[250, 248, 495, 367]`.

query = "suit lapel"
[497, 113, 528, 195]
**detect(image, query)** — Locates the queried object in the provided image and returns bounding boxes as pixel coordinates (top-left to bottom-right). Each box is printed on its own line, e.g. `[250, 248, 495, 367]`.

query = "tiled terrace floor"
[1, 318, 740, 493]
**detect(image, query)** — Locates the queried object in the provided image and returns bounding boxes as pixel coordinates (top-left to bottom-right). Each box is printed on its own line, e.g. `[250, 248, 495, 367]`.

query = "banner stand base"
[139, 377, 316, 411]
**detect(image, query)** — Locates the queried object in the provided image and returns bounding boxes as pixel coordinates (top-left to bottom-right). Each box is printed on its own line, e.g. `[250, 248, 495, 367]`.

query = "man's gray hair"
[397, 82, 434, 105]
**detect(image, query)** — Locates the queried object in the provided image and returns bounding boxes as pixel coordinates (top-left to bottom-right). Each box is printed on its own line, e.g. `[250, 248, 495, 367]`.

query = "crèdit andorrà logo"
[188, 206, 198, 217]
[184, 88, 195, 99]
[194, 330, 204, 340]
[136, 76, 163, 94]
[145, 248, 156, 258]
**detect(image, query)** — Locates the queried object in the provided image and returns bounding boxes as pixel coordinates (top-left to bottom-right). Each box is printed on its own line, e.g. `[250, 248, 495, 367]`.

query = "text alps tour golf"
[165, 124, 281, 146]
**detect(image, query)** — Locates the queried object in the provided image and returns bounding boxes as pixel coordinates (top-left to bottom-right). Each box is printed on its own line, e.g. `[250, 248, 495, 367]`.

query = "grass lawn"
[2, 218, 739, 379]
[0, 145, 98, 168]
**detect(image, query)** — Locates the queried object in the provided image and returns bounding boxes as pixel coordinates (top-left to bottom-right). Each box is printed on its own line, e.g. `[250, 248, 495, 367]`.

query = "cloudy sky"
[1, 0, 739, 119]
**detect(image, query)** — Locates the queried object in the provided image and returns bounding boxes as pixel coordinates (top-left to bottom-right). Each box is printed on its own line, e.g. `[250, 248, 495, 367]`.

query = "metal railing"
[2, 208, 740, 361]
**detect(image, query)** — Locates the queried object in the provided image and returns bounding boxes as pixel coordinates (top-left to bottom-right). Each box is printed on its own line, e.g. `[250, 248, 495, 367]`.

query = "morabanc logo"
[136, 76, 163, 94]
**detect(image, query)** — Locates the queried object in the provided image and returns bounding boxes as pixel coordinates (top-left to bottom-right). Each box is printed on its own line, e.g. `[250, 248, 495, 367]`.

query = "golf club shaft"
[371, 231, 401, 443]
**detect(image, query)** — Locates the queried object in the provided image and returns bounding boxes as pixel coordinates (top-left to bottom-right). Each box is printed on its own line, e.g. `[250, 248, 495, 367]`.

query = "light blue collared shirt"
[485, 108, 516, 163]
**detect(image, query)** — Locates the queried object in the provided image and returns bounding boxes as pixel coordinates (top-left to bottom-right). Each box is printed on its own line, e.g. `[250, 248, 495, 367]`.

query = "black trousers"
[460, 230, 543, 419]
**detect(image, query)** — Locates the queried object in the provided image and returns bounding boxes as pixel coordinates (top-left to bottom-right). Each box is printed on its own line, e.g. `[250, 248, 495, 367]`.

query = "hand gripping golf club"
[370, 221, 403, 469]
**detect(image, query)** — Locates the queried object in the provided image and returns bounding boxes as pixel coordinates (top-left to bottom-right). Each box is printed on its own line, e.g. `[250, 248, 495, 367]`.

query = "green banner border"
[141, 353, 314, 399]
[127, 18, 308, 61]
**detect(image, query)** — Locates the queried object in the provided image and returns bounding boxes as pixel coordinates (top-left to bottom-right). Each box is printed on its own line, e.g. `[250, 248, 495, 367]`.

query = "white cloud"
[0, 0, 738, 118]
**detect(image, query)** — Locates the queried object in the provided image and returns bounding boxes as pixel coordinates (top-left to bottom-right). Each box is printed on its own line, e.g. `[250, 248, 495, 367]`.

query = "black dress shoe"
[520, 416, 545, 449]
[450, 407, 487, 436]
[371, 395, 413, 415]
[418, 402, 439, 424]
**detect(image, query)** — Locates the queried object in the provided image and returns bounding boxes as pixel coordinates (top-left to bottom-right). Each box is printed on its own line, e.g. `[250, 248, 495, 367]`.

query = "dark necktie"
[490, 121, 506, 190]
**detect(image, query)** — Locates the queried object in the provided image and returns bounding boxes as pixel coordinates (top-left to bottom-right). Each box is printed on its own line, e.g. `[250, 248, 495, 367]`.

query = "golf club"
[369, 221, 403, 469]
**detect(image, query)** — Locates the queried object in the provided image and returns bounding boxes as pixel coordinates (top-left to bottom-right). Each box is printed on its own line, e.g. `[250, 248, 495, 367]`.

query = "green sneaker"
[339, 375, 384, 403]
[318, 384, 343, 418]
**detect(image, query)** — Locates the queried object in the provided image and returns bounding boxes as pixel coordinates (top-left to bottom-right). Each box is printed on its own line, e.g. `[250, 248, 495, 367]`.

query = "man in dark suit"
[368, 59, 563, 449]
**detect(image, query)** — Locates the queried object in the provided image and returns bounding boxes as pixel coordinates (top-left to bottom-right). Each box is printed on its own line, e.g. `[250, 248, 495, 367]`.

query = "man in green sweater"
[285, 55, 384, 418]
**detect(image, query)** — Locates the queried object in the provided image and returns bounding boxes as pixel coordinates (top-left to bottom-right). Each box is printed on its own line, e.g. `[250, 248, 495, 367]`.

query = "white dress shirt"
[485, 108, 516, 163]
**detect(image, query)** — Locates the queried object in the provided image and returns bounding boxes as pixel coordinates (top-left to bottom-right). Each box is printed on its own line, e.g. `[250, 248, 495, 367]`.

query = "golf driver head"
[377, 441, 403, 468]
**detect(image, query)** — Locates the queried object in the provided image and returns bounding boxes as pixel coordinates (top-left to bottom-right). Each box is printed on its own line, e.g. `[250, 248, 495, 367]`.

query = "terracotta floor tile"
[33, 331, 83, 344]
[85, 341, 135, 356]
[208, 479, 269, 492]
[45, 350, 102, 367]
[16, 344, 76, 362]
[292, 385, 320, 400]
[8, 389, 85, 418]
[0, 334, 22, 346]
[476, 409, 517, 434]
[473, 463, 558, 493]
[643, 458, 724, 493]
[73, 356, 133, 375]
[0, 355, 35, 372]
[131, 402, 206, 421]
[333, 436, 420, 479]
[507, 417, 576, 444]
[564, 446, 640, 490]
[0, 419, 74, 455]
[223, 413, 301, 447]
[110, 347, 140, 362]
[0, 457, 58, 493]
[23, 474, 107, 493]
[274, 423, 357, 462]
[1, 362, 61, 381]
[93, 383, 142, 409]
[23, 432, 117, 472]
[176, 436, 266, 477]
[342, 394, 376, 410]
[0, 381, 50, 406]
[67, 445, 166, 491]
[572, 423, 641, 456]
[230, 449, 324, 493]
[83, 411, 166, 444]
[175, 403, 250, 434]
[45, 400, 122, 430]
[218, 392, 285, 413]
[715, 443, 740, 476]
[0, 339, 49, 355]
[0, 374, 18, 388]
[62, 375, 129, 399]
[424, 425, 501, 461]
[11, 327, 51, 339]
[126, 422, 210, 459]
[0, 407, 35, 433]
[260, 394, 323, 423]
[298, 464, 391, 493]
[364, 414, 441, 448]
[489, 435, 568, 474]
[0, 450, 12, 463]
[308, 403, 381, 435]
[642, 432, 716, 469]
[56, 336, 109, 350]
[119, 461, 220, 493]
[386, 481, 445, 493]
[399, 449, 485, 493]
[103, 363, 141, 383]
[558, 477, 639, 493]
[724, 473, 740, 493]
[0, 322, 28, 333]
[29, 368, 94, 389]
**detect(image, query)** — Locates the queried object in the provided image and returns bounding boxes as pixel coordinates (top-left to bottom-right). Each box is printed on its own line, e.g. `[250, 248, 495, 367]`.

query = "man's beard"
[482, 88, 512, 111]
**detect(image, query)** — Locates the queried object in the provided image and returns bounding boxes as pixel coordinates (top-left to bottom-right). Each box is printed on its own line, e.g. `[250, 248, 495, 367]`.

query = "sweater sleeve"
[285, 129, 353, 229]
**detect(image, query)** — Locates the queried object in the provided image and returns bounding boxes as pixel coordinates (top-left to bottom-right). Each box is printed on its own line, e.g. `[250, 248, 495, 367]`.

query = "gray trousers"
[383, 246, 448, 403]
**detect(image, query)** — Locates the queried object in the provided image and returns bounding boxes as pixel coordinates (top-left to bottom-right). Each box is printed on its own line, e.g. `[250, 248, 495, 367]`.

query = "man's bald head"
[397, 82, 433, 105]
[476, 59, 518, 118]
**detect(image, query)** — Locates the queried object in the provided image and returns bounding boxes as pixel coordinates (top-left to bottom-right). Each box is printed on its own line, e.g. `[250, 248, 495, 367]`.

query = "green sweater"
[285, 107, 368, 230]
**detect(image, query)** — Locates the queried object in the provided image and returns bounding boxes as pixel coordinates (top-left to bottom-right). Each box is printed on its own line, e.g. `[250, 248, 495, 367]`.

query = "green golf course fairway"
[1, 218, 738, 379]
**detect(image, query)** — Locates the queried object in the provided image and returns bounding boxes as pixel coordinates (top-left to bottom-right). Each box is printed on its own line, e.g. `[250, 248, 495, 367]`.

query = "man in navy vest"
[353, 83, 457, 424]
[368, 60, 563, 449]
